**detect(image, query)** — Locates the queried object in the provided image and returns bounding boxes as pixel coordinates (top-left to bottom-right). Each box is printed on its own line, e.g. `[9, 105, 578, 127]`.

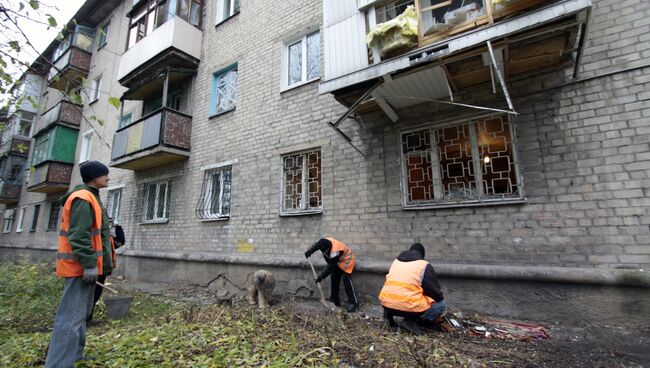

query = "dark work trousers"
[87, 274, 106, 322]
[330, 266, 358, 306]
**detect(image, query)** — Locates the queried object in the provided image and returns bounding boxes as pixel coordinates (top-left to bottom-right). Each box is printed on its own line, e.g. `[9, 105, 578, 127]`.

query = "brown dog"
[246, 270, 275, 309]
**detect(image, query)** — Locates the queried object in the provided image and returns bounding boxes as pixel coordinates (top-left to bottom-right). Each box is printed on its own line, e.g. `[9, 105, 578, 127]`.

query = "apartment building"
[1, 0, 649, 325]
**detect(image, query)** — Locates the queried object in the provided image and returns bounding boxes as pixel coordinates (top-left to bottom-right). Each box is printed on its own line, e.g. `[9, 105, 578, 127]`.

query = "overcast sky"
[22, 0, 85, 59]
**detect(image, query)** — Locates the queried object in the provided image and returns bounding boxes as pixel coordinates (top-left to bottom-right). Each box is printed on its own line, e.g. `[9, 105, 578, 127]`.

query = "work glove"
[82, 267, 99, 283]
[315, 275, 323, 283]
[304, 250, 313, 259]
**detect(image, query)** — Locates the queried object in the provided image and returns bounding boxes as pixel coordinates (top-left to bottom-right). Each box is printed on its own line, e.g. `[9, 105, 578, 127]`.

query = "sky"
[21, 0, 85, 60]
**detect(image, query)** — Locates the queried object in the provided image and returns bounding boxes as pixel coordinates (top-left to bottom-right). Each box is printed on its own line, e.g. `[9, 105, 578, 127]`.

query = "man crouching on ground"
[379, 243, 446, 334]
[45, 161, 111, 367]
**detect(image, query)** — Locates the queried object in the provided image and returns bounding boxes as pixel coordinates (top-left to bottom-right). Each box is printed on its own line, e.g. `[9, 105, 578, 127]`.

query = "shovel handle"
[306, 257, 327, 301]
[96, 281, 118, 294]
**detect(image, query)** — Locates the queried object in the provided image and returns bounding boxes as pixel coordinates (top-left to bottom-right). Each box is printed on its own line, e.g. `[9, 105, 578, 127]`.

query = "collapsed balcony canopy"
[121, 67, 195, 101]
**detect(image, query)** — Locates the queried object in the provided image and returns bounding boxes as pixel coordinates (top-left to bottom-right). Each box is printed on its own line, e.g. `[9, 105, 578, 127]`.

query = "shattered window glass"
[288, 41, 302, 86]
[213, 66, 237, 115]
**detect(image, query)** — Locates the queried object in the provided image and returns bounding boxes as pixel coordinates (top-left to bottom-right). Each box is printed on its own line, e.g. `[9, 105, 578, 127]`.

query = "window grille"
[47, 202, 61, 231]
[282, 150, 322, 213]
[195, 166, 232, 220]
[401, 115, 522, 207]
[134, 179, 172, 223]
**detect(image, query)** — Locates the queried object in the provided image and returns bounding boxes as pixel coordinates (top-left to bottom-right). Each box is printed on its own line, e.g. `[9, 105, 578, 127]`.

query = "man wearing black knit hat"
[46, 161, 112, 367]
[378, 243, 446, 335]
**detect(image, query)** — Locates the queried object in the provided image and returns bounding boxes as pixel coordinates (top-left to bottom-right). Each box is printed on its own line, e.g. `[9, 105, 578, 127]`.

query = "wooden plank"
[420, 1, 452, 13]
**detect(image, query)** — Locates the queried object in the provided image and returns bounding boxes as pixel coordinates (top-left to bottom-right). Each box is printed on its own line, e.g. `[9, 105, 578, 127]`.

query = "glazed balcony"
[35, 100, 82, 135]
[118, 16, 202, 90]
[47, 47, 92, 91]
[110, 107, 191, 171]
[27, 161, 73, 194]
[0, 136, 31, 157]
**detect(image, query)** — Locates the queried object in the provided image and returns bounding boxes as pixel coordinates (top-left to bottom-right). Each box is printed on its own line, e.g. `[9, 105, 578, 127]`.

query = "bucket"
[104, 295, 134, 320]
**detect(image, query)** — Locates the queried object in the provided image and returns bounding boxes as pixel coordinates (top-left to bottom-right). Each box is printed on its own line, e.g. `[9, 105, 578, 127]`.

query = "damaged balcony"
[321, 0, 591, 127]
[47, 25, 94, 91]
[27, 161, 74, 194]
[0, 137, 30, 204]
[35, 100, 82, 135]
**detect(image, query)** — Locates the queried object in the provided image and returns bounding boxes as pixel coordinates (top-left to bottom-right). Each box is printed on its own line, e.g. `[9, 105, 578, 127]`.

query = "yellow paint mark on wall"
[237, 239, 255, 253]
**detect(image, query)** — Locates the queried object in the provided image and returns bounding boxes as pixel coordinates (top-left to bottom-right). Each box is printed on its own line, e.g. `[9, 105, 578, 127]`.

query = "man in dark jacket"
[379, 243, 446, 334]
[45, 161, 111, 367]
[305, 237, 359, 313]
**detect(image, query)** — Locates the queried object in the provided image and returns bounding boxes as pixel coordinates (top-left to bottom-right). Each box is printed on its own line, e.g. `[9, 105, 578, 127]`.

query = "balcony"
[0, 153, 28, 204]
[117, 16, 202, 89]
[110, 107, 191, 171]
[27, 161, 73, 193]
[35, 100, 82, 135]
[47, 47, 92, 91]
[0, 136, 31, 157]
[0, 181, 21, 204]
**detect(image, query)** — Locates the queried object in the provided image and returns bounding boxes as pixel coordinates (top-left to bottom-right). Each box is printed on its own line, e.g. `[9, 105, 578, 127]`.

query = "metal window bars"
[195, 167, 231, 220]
[134, 179, 172, 223]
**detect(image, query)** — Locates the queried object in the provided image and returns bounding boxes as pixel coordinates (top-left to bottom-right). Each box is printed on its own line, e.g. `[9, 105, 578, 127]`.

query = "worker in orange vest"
[379, 243, 446, 334]
[305, 237, 359, 313]
[45, 161, 111, 367]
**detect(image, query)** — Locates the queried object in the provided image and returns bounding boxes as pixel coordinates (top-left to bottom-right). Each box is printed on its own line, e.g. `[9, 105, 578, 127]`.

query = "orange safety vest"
[327, 237, 355, 274]
[379, 259, 435, 313]
[56, 190, 104, 277]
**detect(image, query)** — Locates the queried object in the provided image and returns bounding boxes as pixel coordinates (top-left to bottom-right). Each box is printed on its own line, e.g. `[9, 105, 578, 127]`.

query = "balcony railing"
[36, 100, 82, 134]
[0, 180, 22, 204]
[117, 16, 202, 87]
[27, 161, 73, 193]
[110, 107, 191, 171]
[0, 137, 31, 156]
[47, 47, 92, 91]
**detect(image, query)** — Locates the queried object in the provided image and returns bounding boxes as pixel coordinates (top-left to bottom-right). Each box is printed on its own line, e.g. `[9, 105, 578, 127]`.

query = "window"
[376, 0, 415, 23]
[31, 134, 49, 165]
[90, 76, 102, 102]
[136, 179, 172, 223]
[97, 23, 109, 48]
[118, 113, 132, 129]
[210, 64, 237, 116]
[107, 189, 122, 224]
[127, 0, 202, 49]
[400, 115, 523, 208]
[30, 205, 40, 232]
[79, 130, 93, 162]
[15, 207, 25, 232]
[3, 209, 14, 233]
[196, 165, 231, 220]
[282, 31, 320, 89]
[47, 202, 61, 231]
[216, 0, 240, 24]
[281, 150, 322, 214]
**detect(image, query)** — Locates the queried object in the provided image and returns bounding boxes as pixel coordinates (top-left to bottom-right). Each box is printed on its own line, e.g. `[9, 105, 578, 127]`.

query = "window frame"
[399, 114, 525, 210]
[216, 0, 240, 25]
[97, 22, 110, 49]
[2, 209, 14, 233]
[209, 63, 237, 117]
[280, 149, 323, 216]
[15, 207, 26, 233]
[47, 202, 61, 231]
[107, 188, 123, 224]
[118, 113, 133, 130]
[196, 162, 232, 221]
[79, 130, 93, 163]
[281, 30, 320, 91]
[127, 0, 203, 50]
[90, 76, 102, 103]
[29, 204, 40, 232]
[136, 179, 172, 224]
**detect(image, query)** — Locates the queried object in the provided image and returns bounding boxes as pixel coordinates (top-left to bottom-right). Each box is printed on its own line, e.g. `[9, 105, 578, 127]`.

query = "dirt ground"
[111, 277, 649, 367]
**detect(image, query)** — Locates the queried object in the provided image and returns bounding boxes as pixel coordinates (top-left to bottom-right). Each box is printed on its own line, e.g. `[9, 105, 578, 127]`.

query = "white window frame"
[280, 29, 320, 91]
[216, 0, 240, 25]
[140, 179, 172, 224]
[197, 163, 232, 220]
[15, 207, 25, 232]
[107, 188, 122, 224]
[280, 149, 322, 216]
[3, 209, 14, 233]
[399, 115, 525, 209]
[90, 76, 102, 102]
[97, 22, 110, 49]
[79, 130, 93, 163]
[118, 112, 133, 130]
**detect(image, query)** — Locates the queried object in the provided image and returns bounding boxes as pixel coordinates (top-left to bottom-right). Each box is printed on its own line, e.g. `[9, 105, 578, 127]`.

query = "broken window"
[283, 31, 320, 89]
[196, 166, 231, 220]
[401, 115, 522, 207]
[135, 179, 172, 223]
[210, 65, 237, 116]
[376, 0, 415, 24]
[282, 150, 322, 214]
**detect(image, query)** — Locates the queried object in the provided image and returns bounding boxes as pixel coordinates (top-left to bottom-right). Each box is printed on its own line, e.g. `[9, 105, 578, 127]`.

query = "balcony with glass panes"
[26, 125, 79, 193]
[47, 25, 94, 91]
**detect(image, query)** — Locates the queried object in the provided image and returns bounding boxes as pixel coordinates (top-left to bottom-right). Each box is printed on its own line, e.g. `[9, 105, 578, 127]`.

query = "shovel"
[306, 257, 338, 312]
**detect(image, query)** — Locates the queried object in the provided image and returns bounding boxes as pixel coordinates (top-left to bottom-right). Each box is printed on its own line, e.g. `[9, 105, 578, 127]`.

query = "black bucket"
[104, 295, 133, 320]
